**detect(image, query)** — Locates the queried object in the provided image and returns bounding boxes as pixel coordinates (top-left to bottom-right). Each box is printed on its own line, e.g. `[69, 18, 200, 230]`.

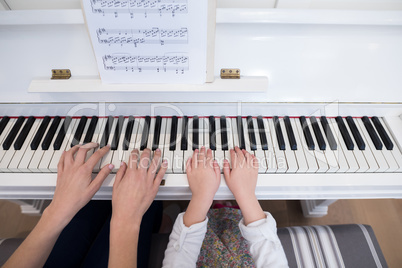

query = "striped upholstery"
[278, 224, 388, 268]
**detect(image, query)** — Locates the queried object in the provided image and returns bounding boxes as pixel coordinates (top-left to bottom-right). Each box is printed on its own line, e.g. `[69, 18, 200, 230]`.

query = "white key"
[183, 117, 193, 172]
[330, 118, 358, 172]
[279, 118, 298, 173]
[262, 117, 277, 173]
[326, 118, 350, 173]
[47, 118, 79, 172]
[308, 118, 329, 173]
[288, 118, 309, 173]
[19, 118, 53, 172]
[0, 118, 23, 163]
[204, 117, 210, 150]
[100, 117, 118, 170]
[380, 117, 402, 172]
[267, 118, 287, 173]
[214, 117, 224, 171]
[5, 119, 41, 172]
[30, 118, 64, 172]
[111, 117, 128, 173]
[252, 118, 267, 173]
[343, 117, 369, 172]
[172, 118, 183, 173]
[293, 118, 318, 173]
[356, 118, 387, 172]
[231, 117, 239, 149]
[317, 118, 339, 173]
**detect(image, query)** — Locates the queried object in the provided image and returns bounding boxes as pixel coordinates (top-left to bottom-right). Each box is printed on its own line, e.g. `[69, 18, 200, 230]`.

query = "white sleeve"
[239, 212, 289, 268]
[162, 212, 208, 268]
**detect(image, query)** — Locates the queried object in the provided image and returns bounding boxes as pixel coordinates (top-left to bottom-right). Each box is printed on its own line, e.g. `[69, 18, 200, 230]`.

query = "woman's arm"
[109, 148, 167, 268]
[162, 147, 221, 267]
[3, 143, 112, 268]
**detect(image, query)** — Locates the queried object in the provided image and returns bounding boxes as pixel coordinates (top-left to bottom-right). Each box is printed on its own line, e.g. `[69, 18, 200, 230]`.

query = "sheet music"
[82, 0, 208, 84]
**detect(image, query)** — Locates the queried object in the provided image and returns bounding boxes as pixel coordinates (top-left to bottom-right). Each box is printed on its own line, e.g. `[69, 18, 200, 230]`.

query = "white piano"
[1, 0, 402, 216]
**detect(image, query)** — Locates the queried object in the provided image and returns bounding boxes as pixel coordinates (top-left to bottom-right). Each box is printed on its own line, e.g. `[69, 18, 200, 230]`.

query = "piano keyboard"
[1, 115, 402, 174]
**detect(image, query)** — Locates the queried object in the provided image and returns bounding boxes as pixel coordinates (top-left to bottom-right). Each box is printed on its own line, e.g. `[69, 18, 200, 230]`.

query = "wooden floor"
[1, 199, 401, 267]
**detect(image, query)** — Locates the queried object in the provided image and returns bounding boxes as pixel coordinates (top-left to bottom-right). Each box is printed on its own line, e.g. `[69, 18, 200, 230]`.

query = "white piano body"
[1, 3, 402, 214]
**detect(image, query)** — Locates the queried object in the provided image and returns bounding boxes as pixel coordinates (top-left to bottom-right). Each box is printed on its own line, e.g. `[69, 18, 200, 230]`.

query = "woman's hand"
[111, 148, 167, 225]
[183, 147, 221, 226]
[47, 142, 113, 225]
[223, 146, 265, 225]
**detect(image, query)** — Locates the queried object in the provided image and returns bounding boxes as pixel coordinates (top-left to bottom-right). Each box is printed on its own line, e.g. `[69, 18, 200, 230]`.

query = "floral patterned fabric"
[196, 208, 256, 268]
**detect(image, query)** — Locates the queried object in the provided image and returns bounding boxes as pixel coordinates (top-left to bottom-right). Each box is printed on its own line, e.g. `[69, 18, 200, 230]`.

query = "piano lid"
[1, 5, 402, 103]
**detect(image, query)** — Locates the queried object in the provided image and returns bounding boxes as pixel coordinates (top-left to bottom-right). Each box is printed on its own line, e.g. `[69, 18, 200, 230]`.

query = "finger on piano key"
[361, 116, 382, 150]
[214, 117, 224, 171]
[172, 117, 183, 173]
[163, 117, 173, 174]
[343, 117, 369, 172]
[1, 118, 40, 172]
[183, 116, 193, 172]
[293, 118, 319, 173]
[252, 117, 268, 173]
[261, 117, 277, 173]
[100, 117, 118, 170]
[19, 117, 53, 172]
[325, 118, 349, 173]
[71, 116, 88, 147]
[0, 116, 10, 136]
[320, 116, 337, 150]
[273, 116, 285, 151]
[310, 116, 326, 151]
[288, 117, 309, 173]
[346, 116, 365, 150]
[300, 116, 315, 150]
[29, 117, 63, 172]
[0, 117, 26, 164]
[329, 118, 358, 172]
[267, 118, 287, 173]
[279, 118, 299, 173]
[356, 118, 385, 172]
[379, 117, 402, 172]
[316, 117, 339, 172]
[47, 118, 79, 172]
[371, 116, 393, 150]
[307, 118, 329, 172]
[111, 116, 128, 173]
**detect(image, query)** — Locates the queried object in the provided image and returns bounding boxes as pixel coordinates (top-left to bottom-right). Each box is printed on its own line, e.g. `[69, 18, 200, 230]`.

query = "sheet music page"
[82, 0, 208, 84]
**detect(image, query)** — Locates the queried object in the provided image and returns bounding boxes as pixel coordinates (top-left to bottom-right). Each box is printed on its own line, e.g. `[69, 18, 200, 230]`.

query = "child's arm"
[162, 147, 220, 267]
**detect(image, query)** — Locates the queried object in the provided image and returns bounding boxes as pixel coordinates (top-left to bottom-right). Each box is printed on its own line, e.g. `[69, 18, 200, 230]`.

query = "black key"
[220, 116, 228, 151]
[362, 116, 382, 150]
[0, 116, 10, 136]
[112, 116, 124, 150]
[371, 116, 393, 150]
[169, 116, 178, 151]
[42, 116, 61, 150]
[237, 116, 246, 150]
[335, 116, 354, 150]
[299, 116, 315, 150]
[193, 116, 199, 150]
[100, 116, 114, 148]
[320, 116, 337, 150]
[310, 116, 326, 150]
[31, 116, 51, 150]
[247, 116, 257, 151]
[257, 116, 268, 150]
[14, 116, 35, 150]
[83, 116, 99, 144]
[284, 116, 297, 150]
[346, 116, 365, 150]
[53, 116, 72, 150]
[209, 116, 216, 150]
[180, 116, 188, 151]
[140, 116, 151, 150]
[273, 116, 285, 150]
[71, 116, 88, 147]
[152, 116, 162, 151]
[2, 116, 25, 150]
[123, 116, 135, 150]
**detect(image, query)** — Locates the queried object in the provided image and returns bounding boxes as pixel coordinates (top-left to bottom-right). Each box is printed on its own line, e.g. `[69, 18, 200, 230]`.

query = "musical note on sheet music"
[97, 28, 188, 47]
[91, 0, 188, 18]
[103, 54, 189, 73]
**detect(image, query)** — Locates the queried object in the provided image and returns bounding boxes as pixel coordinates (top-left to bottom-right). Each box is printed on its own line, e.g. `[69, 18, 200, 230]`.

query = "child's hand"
[183, 147, 220, 226]
[224, 146, 265, 225]
[223, 146, 259, 201]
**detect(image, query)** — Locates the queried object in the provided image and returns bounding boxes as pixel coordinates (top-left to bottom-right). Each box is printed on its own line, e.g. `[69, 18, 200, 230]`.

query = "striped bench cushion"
[278, 224, 388, 268]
